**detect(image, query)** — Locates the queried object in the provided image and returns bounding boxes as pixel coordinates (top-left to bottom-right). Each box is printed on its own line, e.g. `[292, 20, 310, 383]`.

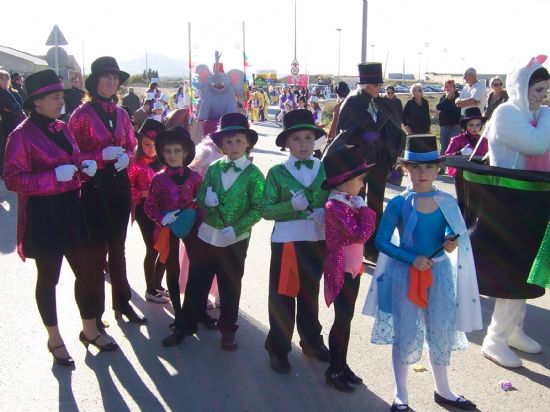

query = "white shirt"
[198, 155, 252, 247]
[271, 155, 325, 243]
[459, 80, 487, 115]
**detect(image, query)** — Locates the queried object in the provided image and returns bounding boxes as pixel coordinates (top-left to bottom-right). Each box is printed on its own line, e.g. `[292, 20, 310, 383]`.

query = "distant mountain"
[119, 53, 189, 78]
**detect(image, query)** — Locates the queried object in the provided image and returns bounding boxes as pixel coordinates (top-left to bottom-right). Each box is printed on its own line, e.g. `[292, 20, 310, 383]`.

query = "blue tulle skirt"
[371, 256, 468, 366]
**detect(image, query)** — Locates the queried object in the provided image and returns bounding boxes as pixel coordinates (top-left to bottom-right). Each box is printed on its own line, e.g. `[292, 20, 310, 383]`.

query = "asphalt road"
[0, 118, 548, 412]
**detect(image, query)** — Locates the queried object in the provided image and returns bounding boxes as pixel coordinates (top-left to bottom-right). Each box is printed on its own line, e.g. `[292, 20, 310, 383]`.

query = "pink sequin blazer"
[323, 197, 376, 306]
[4, 118, 86, 259]
[68, 102, 136, 170]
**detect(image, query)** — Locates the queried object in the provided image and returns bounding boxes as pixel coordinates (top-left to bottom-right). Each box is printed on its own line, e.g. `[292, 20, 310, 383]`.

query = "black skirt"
[23, 190, 89, 259]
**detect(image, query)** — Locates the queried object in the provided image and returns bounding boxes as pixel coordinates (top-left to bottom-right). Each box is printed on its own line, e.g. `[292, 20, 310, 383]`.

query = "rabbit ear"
[536, 55, 547, 64]
[528, 55, 548, 67]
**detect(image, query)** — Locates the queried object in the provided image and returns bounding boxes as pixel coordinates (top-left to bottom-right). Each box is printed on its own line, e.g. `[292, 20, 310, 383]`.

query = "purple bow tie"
[47, 121, 64, 133]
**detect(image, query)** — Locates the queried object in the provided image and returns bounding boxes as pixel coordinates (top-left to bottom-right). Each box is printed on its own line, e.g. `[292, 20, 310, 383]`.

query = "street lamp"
[370, 44, 375, 61]
[336, 28, 342, 82]
[424, 42, 430, 76]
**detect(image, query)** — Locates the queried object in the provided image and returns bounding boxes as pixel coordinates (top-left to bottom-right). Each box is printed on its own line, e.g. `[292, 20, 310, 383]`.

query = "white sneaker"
[145, 291, 170, 304]
[482, 342, 522, 368]
[508, 328, 542, 354]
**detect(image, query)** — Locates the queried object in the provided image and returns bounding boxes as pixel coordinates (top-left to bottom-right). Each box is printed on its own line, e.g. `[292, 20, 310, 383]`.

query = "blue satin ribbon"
[403, 150, 439, 162]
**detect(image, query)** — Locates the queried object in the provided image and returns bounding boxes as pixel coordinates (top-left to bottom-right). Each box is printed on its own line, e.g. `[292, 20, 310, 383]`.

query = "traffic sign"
[46, 47, 68, 68]
[45, 25, 68, 46]
[290, 66, 299, 76]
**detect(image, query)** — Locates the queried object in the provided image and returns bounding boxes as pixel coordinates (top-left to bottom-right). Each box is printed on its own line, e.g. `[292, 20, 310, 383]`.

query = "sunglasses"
[493, 83, 503, 87]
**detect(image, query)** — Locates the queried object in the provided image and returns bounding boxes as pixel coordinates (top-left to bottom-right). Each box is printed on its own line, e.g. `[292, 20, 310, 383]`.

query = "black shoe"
[390, 401, 410, 411]
[114, 306, 148, 324]
[301, 342, 330, 362]
[221, 333, 238, 351]
[161, 325, 186, 347]
[325, 370, 355, 392]
[434, 391, 476, 410]
[79, 331, 119, 352]
[47, 342, 75, 367]
[343, 365, 363, 384]
[201, 315, 218, 330]
[269, 353, 291, 374]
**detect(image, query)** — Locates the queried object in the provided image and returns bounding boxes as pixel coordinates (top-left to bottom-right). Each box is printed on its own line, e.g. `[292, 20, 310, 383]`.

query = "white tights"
[392, 346, 460, 405]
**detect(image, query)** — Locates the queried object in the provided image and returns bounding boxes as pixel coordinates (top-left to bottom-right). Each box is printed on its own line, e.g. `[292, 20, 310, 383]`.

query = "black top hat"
[23, 69, 68, 106]
[211, 112, 258, 148]
[10, 72, 21, 83]
[138, 119, 165, 139]
[321, 147, 374, 190]
[460, 107, 486, 129]
[335, 81, 350, 98]
[155, 127, 195, 167]
[85, 56, 130, 92]
[358, 63, 383, 85]
[398, 134, 445, 164]
[275, 109, 326, 147]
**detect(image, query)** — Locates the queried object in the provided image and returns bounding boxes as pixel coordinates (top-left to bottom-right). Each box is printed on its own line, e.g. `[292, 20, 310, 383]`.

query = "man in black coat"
[330, 63, 406, 261]
[63, 76, 86, 120]
[122, 87, 141, 116]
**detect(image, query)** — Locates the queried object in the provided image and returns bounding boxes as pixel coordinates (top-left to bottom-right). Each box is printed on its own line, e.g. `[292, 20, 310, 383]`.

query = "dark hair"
[528, 67, 550, 87]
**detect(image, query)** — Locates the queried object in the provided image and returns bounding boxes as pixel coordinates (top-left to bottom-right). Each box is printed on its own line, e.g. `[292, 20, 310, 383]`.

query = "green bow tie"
[221, 160, 242, 173]
[294, 159, 314, 170]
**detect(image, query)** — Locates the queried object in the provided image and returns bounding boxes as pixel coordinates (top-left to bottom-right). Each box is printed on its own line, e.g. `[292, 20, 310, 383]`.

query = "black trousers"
[165, 229, 202, 328]
[328, 272, 361, 372]
[81, 169, 132, 315]
[364, 151, 390, 257]
[135, 203, 165, 293]
[265, 241, 326, 357]
[183, 237, 249, 334]
[34, 247, 100, 326]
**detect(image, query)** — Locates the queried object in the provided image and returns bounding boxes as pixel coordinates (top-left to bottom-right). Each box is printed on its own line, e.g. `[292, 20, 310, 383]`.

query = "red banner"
[287, 74, 308, 88]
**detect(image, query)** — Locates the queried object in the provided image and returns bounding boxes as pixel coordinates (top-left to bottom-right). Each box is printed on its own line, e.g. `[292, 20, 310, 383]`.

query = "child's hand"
[307, 208, 325, 226]
[290, 190, 309, 211]
[161, 210, 179, 226]
[220, 226, 236, 242]
[413, 256, 432, 271]
[205, 186, 219, 207]
[443, 236, 458, 253]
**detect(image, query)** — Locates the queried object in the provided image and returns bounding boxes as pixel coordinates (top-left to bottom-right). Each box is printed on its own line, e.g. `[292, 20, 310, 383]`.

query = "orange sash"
[154, 226, 171, 264]
[278, 242, 300, 297]
[408, 266, 433, 309]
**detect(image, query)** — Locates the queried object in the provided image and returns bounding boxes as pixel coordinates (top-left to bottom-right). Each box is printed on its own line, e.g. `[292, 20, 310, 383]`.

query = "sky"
[2, 0, 549, 79]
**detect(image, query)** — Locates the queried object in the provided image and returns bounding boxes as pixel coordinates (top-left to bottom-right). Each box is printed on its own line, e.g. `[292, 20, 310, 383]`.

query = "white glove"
[55, 164, 78, 182]
[102, 146, 124, 161]
[80, 160, 97, 177]
[161, 210, 179, 226]
[204, 186, 219, 207]
[290, 191, 309, 211]
[220, 226, 236, 242]
[460, 146, 473, 156]
[307, 208, 325, 226]
[114, 152, 130, 171]
[350, 195, 367, 209]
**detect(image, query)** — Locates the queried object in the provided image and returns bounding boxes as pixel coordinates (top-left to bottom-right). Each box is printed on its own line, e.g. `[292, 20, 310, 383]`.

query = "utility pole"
[361, 0, 368, 62]
[336, 28, 342, 82]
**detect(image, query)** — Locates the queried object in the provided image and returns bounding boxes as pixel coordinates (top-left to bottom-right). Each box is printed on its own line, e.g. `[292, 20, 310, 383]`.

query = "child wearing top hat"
[444, 107, 488, 176]
[363, 134, 482, 411]
[185, 112, 265, 351]
[143, 127, 204, 346]
[128, 119, 169, 304]
[262, 109, 330, 373]
[321, 148, 376, 392]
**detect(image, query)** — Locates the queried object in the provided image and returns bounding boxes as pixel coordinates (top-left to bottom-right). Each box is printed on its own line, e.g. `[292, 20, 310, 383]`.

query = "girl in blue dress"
[363, 134, 482, 411]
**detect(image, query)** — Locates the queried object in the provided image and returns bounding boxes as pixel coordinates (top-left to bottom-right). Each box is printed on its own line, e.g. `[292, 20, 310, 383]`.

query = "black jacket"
[436, 94, 461, 127]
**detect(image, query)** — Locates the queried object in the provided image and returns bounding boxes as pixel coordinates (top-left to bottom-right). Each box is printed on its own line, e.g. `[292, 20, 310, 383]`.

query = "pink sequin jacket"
[68, 102, 136, 170]
[128, 156, 161, 205]
[444, 131, 488, 176]
[324, 198, 376, 306]
[4, 118, 86, 260]
[144, 167, 203, 241]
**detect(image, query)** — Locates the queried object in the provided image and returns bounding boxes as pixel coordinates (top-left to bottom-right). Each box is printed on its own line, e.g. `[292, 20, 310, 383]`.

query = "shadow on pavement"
[252, 147, 287, 157]
[72, 294, 389, 411]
